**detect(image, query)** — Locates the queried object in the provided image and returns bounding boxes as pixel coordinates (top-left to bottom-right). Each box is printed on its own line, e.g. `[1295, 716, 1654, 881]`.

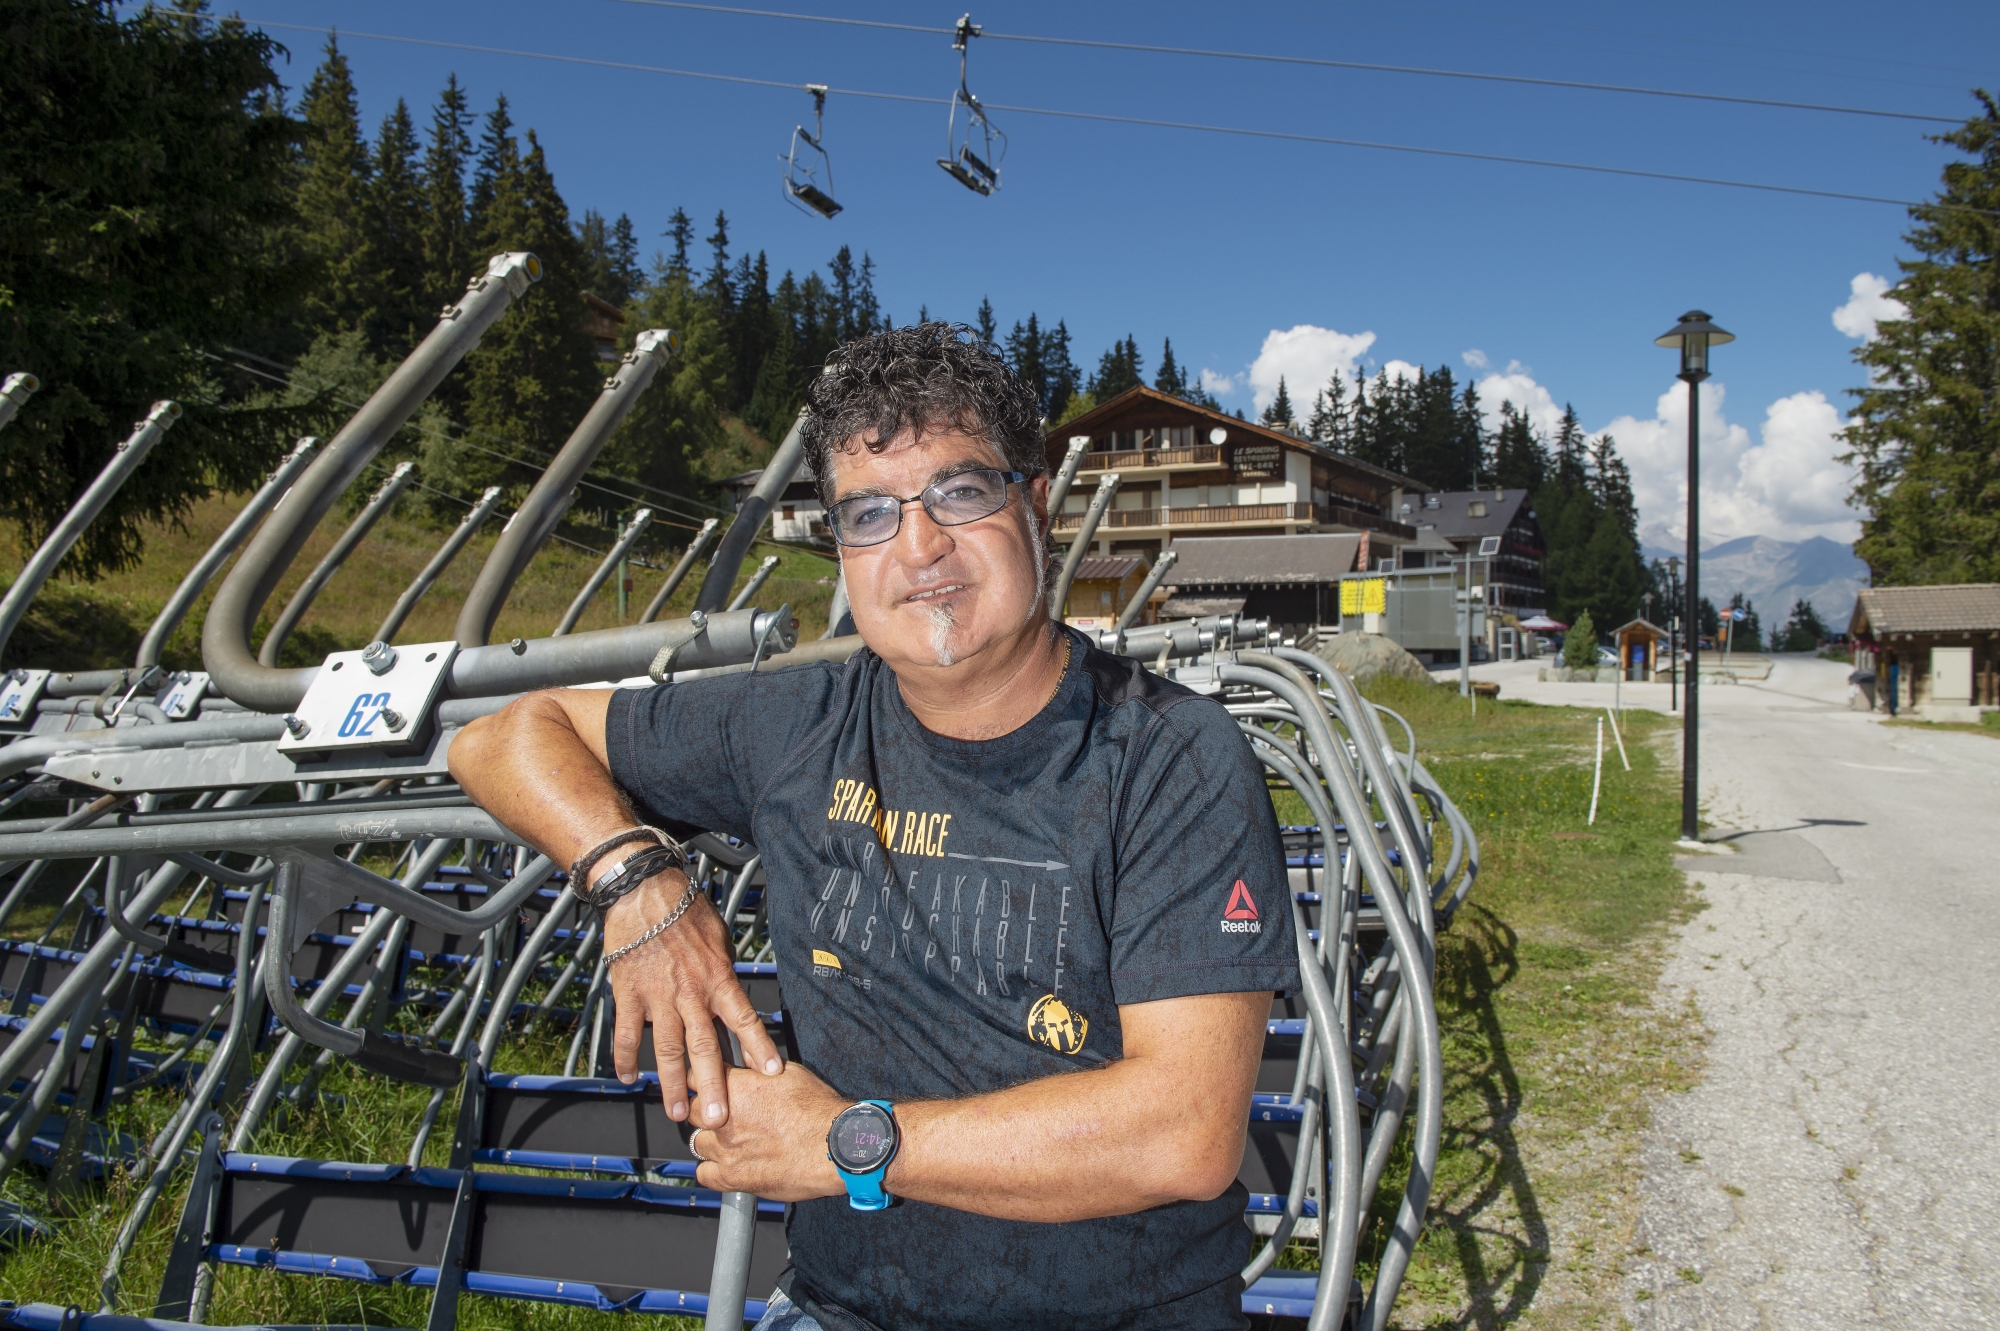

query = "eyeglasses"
[825, 468, 1028, 548]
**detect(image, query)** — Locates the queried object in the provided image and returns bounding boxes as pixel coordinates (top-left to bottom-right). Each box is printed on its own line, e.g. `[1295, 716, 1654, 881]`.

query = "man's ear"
[1028, 472, 1050, 530]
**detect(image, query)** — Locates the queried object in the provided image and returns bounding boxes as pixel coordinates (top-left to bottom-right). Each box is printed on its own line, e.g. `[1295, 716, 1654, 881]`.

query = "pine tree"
[975, 296, 997, 345]
[0, 0, 303, 577]
[421, 75, 474, 310]
[295, 36, 373, 336]
[1006, 315, 1046, 413]
[610, 214, 642, 303]
[1262, 377, 1295, 429]
[1775, 598, 1830, 651]
[459, 128, 599, 492]
[467, 94, 513, 238]
[1454, 382, 1487, 489]
[605, 254, 732, 495]
[1310, 374, 1351, 449]
[1490, 401, 1548, 490]
[854, 253, 881, 335]
[1044, 320, 1081, 418]
[1550, 404, 1588, 488]
[1154, 339, 1188, 398]
[704, 211, 734, 311]
[1089, 336, 1143, 400]
[1841, 92, 2000, 585]
[366, 99, 429, 355]
[663, 207, 694, 280]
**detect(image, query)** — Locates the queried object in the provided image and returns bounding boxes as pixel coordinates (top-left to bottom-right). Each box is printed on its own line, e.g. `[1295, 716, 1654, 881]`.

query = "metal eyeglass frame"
[825, 468, 1027, 548]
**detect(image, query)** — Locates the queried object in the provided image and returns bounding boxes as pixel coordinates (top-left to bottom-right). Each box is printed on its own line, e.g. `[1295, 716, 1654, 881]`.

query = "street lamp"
[1655, 311, 1734, 845]
[1663, 555, 1682, 714]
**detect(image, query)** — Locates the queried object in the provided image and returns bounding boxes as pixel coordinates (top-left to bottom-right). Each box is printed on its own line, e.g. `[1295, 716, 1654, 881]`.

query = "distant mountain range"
[1638, 535, 1868, 627]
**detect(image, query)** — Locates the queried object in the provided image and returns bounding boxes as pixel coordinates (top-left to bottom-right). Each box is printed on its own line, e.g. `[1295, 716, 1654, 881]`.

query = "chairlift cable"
[233, 21, 1997, 218]
[601, 0, 1964, 125]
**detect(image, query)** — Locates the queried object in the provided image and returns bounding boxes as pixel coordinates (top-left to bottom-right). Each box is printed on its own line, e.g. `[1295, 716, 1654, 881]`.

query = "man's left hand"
[690, 1061, 848, 1201]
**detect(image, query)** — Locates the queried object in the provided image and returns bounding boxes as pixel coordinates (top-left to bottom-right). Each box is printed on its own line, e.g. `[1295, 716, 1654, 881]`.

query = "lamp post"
[1655, 311, 1734, 844]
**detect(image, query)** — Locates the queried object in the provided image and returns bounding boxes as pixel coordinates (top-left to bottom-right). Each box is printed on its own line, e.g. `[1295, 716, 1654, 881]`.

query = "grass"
[1268, 677, 1702, 1328]
[0, 516, 1699, 1327]
[0, 494, 839, 674]
[1883, 712, 2000, 738]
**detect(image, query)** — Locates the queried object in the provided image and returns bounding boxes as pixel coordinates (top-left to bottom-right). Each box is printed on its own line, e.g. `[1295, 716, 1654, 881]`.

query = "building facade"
[1848, 583, 2000, 721]
[1043, 387, 1424, 560]
[1400, 488, 1547, 614]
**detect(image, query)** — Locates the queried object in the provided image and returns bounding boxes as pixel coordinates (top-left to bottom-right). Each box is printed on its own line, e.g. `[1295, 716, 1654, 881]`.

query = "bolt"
[283, 714, 310, 738]
[509, 637, 526, 655]
[361, 640, 398, 676]
[380, 707, 407, 733]
[690, 610, 708, 631]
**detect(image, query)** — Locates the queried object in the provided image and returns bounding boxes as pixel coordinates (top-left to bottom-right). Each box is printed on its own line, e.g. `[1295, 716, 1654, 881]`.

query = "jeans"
[753, 1291, 826, 1331]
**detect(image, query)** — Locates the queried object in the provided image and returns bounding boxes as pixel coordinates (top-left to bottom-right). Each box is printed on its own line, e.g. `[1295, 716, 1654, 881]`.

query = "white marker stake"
[1588, 717, 1604, 826]
[1605, 706, 1631, 771]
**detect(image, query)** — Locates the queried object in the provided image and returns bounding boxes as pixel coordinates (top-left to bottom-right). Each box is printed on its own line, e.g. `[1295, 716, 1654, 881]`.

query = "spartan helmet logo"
[1026, 994, 1089, 1055]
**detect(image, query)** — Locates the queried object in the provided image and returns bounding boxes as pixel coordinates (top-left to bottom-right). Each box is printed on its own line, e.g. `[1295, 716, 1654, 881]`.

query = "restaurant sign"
[1231, 443, 1284, 479]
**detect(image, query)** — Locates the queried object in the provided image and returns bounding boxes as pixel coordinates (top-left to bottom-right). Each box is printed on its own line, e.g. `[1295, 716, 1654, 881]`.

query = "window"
[1469, 501, 1488, 518]
[782, 506, 795, 521]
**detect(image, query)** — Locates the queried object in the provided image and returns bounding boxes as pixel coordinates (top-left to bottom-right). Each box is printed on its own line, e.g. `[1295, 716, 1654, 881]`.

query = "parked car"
[1595, 646, 1617, 666]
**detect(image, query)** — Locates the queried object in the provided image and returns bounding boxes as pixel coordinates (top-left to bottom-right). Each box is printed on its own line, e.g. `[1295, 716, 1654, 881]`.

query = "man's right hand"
[448, 687, 784, 1127]
[603, 867, 785, 1123]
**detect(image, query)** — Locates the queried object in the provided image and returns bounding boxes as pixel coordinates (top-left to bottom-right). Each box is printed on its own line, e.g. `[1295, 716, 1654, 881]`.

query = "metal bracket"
[0, 670, 50, 727]
[278, 641, 457, 758]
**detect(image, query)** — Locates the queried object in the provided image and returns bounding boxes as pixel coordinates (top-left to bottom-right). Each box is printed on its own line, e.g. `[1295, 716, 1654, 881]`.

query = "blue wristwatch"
[827, 1100, 898, 1211]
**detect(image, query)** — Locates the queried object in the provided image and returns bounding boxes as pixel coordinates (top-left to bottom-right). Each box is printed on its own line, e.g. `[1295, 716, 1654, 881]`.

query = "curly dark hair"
[802, 322, 1047, 506]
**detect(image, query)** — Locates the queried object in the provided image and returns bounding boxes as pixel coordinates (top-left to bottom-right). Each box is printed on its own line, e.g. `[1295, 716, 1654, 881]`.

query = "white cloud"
[1198, 367, 1238, 396]
[1603, 382, 1858, 545]
[1474, 367, 1566, 439]
[1832, 271, 1906, 341]
[1246, 324, 1377, 413]
[1381, 359, 1422, 386]
[1462, 349, 1490, 370]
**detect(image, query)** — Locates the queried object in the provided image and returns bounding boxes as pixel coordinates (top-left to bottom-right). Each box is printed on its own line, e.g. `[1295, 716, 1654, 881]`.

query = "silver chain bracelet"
[602, 874, 703, 967]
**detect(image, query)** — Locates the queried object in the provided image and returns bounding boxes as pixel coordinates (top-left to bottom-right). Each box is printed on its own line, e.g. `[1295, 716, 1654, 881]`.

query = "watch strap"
[838, 1100, 896, 1212]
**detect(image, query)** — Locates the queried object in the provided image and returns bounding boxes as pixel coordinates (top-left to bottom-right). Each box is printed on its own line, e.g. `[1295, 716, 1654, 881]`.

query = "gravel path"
[1612, 656, 2000, 1328]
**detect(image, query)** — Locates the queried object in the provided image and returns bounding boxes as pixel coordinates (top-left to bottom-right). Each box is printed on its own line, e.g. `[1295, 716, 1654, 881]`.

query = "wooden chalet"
[1042, 386, 1425, 561]
[1849, 583, 2000, 720]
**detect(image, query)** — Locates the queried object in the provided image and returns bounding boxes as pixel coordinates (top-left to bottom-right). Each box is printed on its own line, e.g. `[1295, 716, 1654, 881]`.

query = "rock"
[1314, 632, 1435, 684]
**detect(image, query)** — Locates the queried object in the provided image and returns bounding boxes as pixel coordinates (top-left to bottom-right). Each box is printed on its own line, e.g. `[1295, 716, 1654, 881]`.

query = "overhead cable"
[604, 0, 1964, 125]
[240, 21, 1992, 216]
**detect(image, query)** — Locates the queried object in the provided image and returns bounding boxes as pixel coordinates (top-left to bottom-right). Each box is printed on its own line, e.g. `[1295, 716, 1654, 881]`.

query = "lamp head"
[1655, 310, 1734, 382]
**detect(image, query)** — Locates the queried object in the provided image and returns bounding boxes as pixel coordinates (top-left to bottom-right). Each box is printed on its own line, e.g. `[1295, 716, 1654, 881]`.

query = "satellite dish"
[1208, 427, 1227, 445]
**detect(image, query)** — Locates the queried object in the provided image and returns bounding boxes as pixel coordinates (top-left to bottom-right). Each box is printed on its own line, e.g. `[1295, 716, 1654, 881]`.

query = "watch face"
[830, 1103, 895, 1172]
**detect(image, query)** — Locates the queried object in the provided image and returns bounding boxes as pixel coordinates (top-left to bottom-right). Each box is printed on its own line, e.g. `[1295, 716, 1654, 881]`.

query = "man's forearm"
[449, 689, 628, 868]
[709, 991, 1266, 1222]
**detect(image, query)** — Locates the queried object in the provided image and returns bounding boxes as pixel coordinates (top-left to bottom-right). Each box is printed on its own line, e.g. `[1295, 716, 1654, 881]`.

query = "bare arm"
[692, 989, 1269, 1222]
[448, 690, 782, 1125]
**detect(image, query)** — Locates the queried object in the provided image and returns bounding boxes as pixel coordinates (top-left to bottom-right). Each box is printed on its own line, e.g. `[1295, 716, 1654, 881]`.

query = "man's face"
[829, 427, 1050, 671]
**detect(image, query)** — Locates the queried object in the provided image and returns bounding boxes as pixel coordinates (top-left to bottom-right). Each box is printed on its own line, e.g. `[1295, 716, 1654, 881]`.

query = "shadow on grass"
[1427, 903, 1548, 1330]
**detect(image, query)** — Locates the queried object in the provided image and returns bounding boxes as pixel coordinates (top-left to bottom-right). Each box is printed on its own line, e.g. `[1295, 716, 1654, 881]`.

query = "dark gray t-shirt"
[605, 630, 1297, 1331]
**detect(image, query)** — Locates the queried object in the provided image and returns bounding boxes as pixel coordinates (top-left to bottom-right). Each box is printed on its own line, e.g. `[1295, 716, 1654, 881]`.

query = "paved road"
[1494, 654, 2000, 1328]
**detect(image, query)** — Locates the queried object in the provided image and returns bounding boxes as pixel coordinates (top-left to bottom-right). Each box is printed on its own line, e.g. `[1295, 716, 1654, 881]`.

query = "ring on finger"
[689, 1127, 706, 1162]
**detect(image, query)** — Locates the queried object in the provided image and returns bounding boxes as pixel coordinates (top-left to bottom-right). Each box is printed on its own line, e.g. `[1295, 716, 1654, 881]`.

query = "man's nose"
[892, 498, 954, 564]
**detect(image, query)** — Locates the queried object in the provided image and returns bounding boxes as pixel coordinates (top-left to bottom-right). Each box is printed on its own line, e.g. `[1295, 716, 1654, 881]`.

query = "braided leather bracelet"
[603, 873, 703, 967]
[582, 843, 688, 916]
[570, 825, 669, 890]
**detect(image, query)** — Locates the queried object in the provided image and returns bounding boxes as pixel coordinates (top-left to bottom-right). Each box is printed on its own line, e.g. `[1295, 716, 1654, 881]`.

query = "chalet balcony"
[1053, 502, 1416, 541]
[1073, 444, 1223, 476]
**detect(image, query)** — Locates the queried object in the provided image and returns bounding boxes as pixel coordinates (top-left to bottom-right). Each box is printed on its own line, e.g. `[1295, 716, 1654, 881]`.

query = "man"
[450, 323, 1297, 1331]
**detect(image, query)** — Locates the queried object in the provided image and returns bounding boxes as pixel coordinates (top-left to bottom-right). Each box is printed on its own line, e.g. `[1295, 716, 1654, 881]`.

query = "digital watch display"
[827, 1099, 898, 1211]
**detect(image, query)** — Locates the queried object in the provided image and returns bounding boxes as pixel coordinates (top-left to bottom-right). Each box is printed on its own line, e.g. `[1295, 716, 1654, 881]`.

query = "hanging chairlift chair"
[937, 14, 1005, 196]
[783, 85, 842, 219]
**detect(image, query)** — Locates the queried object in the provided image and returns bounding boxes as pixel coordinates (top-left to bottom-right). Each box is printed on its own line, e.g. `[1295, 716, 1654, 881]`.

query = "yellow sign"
[812, 949, 841, 970]
[1026, 994, 1089, 1055]
[1340, 578, 1387, 615]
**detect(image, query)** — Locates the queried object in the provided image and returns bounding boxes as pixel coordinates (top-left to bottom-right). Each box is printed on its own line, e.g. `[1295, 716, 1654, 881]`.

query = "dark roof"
[1047, 385, 1431, 492]
[1851, 584, 2000, 636]
[1407, 525, 1457, 553]
[1412, 489, 1531, 542]
[1070, 555, 1146, 582]
[1162, 533, 1364, 588]
[1615, 618, 1668, 636]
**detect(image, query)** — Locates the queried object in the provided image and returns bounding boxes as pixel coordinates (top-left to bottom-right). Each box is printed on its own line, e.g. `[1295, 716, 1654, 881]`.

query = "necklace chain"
[1043, 634, 1072, 711]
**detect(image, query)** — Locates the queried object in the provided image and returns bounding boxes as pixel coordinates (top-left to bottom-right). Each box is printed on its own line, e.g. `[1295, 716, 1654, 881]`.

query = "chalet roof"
[1407, 525, 1456, 553]
[1412, 489, 1531, 541]
[1162, 532, 1364, 588]
[1615, 618, 1668, 637]
[1047, 385, 1431, 492]
[1850, 583, 2000, 637]
[1070, 555, 1147, 582]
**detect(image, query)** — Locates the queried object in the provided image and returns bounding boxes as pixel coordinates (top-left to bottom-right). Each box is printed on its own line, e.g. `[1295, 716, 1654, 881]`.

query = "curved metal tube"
[0, 401, 180, 662]
[724, 555, 779, 613]
[138, 436, 320, 671]
[1050, 472, 1119, 619]
[375, 485, 504, 644]
[478, 884, 577, 1063]
[554, 509, 654, 636]
[203, 252, 541, 711]
[1042, 437, 1089, 518]
[259, 462, 415, 666]
[694, 408, 808, 613]
[1115, 548, 1177, 631]
[641, 518, 720, 623]
[455, 330, 678, 647]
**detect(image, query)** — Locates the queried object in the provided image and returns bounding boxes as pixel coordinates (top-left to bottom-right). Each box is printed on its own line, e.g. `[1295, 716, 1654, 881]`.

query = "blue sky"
[226, 0, 1995, 546]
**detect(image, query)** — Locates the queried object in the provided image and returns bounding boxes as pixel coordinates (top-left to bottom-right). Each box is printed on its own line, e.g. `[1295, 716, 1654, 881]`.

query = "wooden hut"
[1849, 584, 2000, 721]
[1613, 618, 1668, 681]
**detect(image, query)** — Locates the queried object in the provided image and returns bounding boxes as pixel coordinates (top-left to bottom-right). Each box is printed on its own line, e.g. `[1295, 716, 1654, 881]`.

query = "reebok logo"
[1221, 879, 1261, 934]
